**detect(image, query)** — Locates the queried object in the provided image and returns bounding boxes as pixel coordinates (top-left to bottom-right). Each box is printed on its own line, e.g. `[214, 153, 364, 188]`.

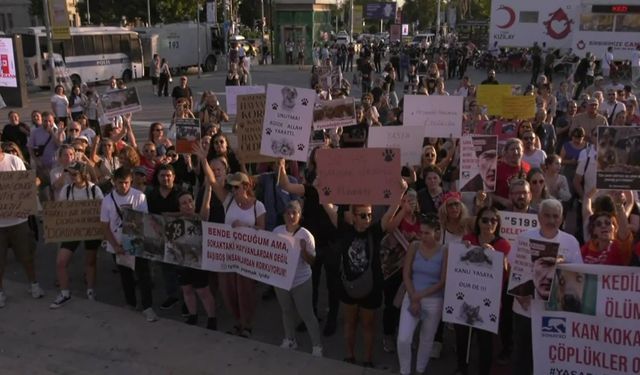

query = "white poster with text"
[403, 95, 464, 138]
[367, 126, 424, 166]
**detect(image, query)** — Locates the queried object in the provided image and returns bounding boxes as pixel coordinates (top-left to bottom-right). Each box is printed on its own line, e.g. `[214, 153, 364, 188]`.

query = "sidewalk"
[0, 280, 383, 375]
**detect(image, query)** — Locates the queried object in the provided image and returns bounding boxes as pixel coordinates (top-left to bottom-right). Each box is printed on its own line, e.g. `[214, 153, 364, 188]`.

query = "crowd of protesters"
[1, 34, 640, 374]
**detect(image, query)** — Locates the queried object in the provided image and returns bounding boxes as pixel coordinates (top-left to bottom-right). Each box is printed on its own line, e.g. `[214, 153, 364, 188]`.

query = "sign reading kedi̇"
[315, 148, 403, 205]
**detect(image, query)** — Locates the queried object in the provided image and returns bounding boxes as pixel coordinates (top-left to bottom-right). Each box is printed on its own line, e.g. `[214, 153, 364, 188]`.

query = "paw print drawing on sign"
[445, 306, 454, 314]
[382, 149, 396, 162]
[322, 187, 332, 196]
[265, 128, 272, 135]
[272, 103, 279, 110]
[383, 189, 391, 199]
[456, 292, 465, 300]
[297, 144, 305, 151]
[513, 274, 521, 282]
[483, 298, 492, 307]
[301, 98, 309, 106]
[489, 314, 497, 323]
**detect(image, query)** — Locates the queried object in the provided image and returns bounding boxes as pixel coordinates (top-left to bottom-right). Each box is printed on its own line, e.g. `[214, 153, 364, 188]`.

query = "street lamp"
[86, 0, 91, 24]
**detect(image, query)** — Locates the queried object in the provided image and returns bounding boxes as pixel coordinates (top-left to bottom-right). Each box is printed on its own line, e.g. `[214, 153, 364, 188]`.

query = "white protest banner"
[498, 211, 539, 245]
[260, 84, 315, 162]
[101, 87, 142, 118]
[201, 222, 300, 290]
[459, 135, 498, 192]
[313, 97, 357, 130]
[164, 217, 203, 269]
[225, 85, 265, 115]
[402, 95, 464, 138]
[367, 126, 424, 166]
[532, 264, 640, 375]
[174, 118, 201, 154]
[442, 243, 505, 334]
[42, 200, 102, 243]
[0, 170, 37, 218]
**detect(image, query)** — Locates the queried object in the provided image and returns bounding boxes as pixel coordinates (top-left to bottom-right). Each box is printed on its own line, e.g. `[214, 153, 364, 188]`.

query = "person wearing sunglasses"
[452, 207, 511, 375]
[147, 122, 172, 157]
[1, 141, 29, 169]
[206, 132, 244, 174]
[526, 168, 550, 212]
[521, 131, 546, 170]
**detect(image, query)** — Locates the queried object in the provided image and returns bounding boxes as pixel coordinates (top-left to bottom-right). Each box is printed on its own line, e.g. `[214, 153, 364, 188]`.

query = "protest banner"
[260, 84, 315, 162]
[101, 87, 142, 117]
[470, 119, 519, 142]
[459, 135, 497, 192]
[380, 229, 409, 280]
[313, 97, 357, 130]
[367, 125, 424, 166]
[476, 84, 513, 116]
[42, 200, 102, 243]
[507, 238, 559, 300]
[236, 93, 274, 163]
[0, 170, 37, 219]
[201, 222, 299, 290]
[596, 126, 640, 190]
[164, 216, 202, 269]
[531, 264, 640, 375]
[501, 96, 536, 120]
[442, 243, 505, 334]
[403, 95, 464, 138]
[498, 211, 539, 245]
[174, 118, 201, 154]
[315, 148, 403, 205]
[122, 208, 165, 262]
[225, 85, 265, 115]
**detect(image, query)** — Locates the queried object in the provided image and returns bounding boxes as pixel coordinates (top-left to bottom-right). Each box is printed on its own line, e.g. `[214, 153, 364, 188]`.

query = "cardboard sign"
[201, 222, 300, 290]
[236, 93, 274, 163]
[101, 87, 142, 117]
[315, 148, 403, 205]
[313, 97, 357, 130]
[380, 229, 409, 280]
[42, 200, 102, 243]
[502, 96, 536, 120]
[403, 95, 464, 138]
[260, 84, 315, 162]
[225, 85, 265, 115]
[532, 264, 636, 375]
[596, 126, 640, 190]
[443, 243, 505, 334]
[476, 84, 513, 116]
[0, 170, 37, 219]
[367, 125, 425, 166]
[174, 118, 201, 154]
[459, 135, 498, 192]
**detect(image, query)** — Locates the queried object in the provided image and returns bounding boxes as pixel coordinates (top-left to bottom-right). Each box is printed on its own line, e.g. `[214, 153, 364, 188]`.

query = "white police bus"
[14, 26, 144, 88]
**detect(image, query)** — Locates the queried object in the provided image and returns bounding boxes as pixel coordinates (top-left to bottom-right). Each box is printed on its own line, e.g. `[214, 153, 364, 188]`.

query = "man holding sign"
[0, 150, 44, 308]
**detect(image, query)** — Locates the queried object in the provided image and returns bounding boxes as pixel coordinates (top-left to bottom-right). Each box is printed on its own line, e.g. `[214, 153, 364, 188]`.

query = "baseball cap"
[65, 161, 87, 174]
[226, 172, 250, 186]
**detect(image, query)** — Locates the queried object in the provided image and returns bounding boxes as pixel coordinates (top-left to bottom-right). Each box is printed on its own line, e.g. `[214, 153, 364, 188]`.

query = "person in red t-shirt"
[493, 138, 531, 208]
[581, 209, 632, 266]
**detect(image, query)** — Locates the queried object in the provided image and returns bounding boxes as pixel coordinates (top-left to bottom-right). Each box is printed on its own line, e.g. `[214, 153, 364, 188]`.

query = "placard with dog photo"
[596, 126, 640, 190]
[101, 87, 142, 118]
[164, 216, 203, 269]
[121, 208, 165, 262]
[260, 84, 316, 162]
[313, 97, 357, 130]
[442, 243, 505, 334]
[174, 118, 201, 154]
[460, 135, 498, 192]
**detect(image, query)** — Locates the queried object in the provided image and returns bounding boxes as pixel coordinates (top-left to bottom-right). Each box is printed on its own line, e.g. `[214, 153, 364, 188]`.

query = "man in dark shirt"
[1, 111, 30, 162]
[171, 76, 194, 110]
[359, 56, 375, 94]
[480, 69, 499, 85]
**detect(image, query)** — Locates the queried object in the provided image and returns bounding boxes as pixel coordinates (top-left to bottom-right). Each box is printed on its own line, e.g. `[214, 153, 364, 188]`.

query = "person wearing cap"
[273, 200, 323, 357]
[570, 98, 608, 143]
[460, 136, 497, 192]
[50, 162, 104, 309]
[480, 69, 499, 85]
[132, 165, 148, 192]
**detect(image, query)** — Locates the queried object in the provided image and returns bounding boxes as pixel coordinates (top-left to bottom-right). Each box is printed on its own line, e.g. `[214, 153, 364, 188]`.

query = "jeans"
[275, 278, 322, 347]
[512, 313, 533, 375]
[397, 295, 443, 375]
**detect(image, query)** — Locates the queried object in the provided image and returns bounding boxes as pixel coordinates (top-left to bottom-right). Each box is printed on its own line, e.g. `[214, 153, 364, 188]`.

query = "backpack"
[66, 184, 99, 200]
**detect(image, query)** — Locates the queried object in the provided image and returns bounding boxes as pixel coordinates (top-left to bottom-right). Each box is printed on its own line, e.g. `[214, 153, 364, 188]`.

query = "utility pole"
[86, 0, 91, 24]
[42, 0, 56, 93]
[436, 0, 441, 44]
[147, 0, 151, 26]
[261, 0, 265, 64]
[349, 0, 353, 39]
[197, 1, 201, 78]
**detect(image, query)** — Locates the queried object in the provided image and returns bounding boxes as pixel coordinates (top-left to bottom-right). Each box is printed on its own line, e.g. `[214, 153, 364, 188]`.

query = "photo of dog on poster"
[596, 126, 640, 190]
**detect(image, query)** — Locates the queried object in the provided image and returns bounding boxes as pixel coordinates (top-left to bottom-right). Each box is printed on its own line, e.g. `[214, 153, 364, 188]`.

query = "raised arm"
[199, 183, 213, 221]
[277, 158, 305, 196]
[381, 179, 408, 232]
[322, 202, 338, 228]
[192, 142, 227, 202]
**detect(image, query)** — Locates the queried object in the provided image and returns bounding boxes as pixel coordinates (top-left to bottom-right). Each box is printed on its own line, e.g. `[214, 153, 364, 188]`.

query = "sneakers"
[430, 341, 443, 359]
[143, 307, 158, 322]
[160, 297, 179, 310]
[311, 345, 323, 357]
[86, 289, 96, 301]
[50, 293, 71, 309]
[0, 291, 6, 308]
[280, 338, 298, 350]
[29, 283, 44, 299]
[383, 336, 396, 353]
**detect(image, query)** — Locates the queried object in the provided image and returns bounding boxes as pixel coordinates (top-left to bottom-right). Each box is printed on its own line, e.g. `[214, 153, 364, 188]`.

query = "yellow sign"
[476, 84, 513, 116]
[48, 0, 70, 40]
[502, 96, 536, 120]
[353, 6, 364, 34]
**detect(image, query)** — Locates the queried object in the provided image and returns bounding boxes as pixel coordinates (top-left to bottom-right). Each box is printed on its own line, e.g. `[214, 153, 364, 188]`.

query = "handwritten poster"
[502, 96, 536, 120]
[0, 170, 37, 219]
[225, 85, 265, 115]
[43, 200, 102, 243]
[403, 95, 464, 138]
[367, 126, 425, 166]
[236, 93, 274, 163]
[476, 84, 513, 116]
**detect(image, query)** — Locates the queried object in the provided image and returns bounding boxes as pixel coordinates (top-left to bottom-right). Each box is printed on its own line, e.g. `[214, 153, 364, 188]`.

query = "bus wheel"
[122, 70, 133, 83]
[71, 74, 82, 86]
[203, 55, 217, 72]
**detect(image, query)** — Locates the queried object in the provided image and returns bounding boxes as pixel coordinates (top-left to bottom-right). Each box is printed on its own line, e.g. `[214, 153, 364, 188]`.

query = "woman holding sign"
[454, 207, 511, 375]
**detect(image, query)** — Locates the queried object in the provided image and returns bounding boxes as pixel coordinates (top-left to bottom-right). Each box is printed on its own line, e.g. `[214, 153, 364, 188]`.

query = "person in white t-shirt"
[0, 152, 45, 308]
[273, 200, 322, 357]
[632, 45, 640, 84]
[508, 199, 582, 374]
[602, 47, 614, 78]
[50, 162, 104, 309]
[100, 167, 157, 322]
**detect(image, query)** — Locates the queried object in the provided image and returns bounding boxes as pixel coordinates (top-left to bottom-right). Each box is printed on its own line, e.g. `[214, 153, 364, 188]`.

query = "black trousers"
[118, 257, 153, 310]
[311, 243, 341, 322]
[382, 270, 402, 335]
[454, 324, 494, 375]
[158, 73, 170, 96]
[512, 313, 533, 375]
